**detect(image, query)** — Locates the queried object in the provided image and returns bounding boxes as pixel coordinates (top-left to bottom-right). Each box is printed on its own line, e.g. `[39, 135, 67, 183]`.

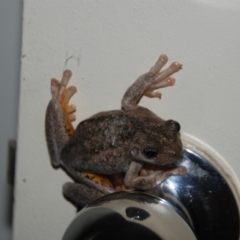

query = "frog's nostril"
[174, 122, 181, 132]
[166, 120, 181, 132]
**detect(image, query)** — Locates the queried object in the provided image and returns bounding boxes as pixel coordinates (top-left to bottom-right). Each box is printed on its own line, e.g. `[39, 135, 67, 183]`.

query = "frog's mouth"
[75, 163, 178, 192]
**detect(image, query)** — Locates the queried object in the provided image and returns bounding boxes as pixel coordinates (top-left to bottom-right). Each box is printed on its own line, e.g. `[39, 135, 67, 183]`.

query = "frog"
[45, 54, 187, 207]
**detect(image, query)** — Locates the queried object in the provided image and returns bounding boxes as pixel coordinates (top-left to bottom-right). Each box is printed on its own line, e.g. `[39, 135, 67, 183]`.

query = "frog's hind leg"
[52, 70, 77, 137]
[63, 172, 116, 206]
[45, 70, 77, 167]
[63, 182, 106, 207]
[46, 70, 117, 191]
[121, 54, 182, 110]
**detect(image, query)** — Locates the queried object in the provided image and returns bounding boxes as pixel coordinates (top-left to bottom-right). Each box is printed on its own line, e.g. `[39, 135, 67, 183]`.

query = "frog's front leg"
[124, 161, 187, 190]
[121, 54, 182, 110]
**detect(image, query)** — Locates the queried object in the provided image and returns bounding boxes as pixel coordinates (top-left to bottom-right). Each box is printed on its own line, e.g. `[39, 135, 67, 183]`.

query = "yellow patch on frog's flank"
[60, 89, 75, 137]
[82, 172, 113, 188]
[57, 79, 115, 189]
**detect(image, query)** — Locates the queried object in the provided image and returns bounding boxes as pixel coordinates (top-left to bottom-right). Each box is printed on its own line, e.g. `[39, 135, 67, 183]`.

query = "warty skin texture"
[45, 54, 186, 206]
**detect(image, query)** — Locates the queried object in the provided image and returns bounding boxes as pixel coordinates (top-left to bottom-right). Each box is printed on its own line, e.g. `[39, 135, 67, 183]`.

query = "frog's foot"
[155, 166, 187, 185]
[121, 54, 182, 110]
[63, 182, 106, 207]
[50, 70, 77, 136]
[124, 161, 187, 190]
[143, 76, 175, 99]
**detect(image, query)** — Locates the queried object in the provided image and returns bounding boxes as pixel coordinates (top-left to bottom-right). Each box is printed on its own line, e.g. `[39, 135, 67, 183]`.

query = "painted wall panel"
[14, 1, 240, 239]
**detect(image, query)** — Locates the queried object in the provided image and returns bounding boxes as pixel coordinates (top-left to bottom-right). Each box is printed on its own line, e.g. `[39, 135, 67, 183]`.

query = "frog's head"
[130, 120, 183, 165]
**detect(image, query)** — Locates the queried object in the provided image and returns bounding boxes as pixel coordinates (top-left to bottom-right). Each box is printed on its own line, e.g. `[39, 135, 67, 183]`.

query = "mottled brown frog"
[45, 54, 186, 206]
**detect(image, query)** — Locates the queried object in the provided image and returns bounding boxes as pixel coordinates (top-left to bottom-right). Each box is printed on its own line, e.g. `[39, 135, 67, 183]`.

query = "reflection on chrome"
[63, 148, 239, 240]
[166, 181, 176, 190]
[147, 148, 239, 240]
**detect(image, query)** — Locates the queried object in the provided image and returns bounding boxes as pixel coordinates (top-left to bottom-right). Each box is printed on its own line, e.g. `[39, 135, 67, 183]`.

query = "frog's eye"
[143, 147, 158, 159]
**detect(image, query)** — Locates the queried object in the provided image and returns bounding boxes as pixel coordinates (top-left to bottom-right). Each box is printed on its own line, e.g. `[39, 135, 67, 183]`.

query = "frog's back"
[61, 106, 165, 173]
[86, 106, 164, 126]
[77, 106, 165, 142]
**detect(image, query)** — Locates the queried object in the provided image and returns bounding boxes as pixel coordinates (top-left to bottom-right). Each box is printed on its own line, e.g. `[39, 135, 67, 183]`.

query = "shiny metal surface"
[63, 147, 240, 240]
[147, 148, 239, 240]
[63, 192, 197, 240]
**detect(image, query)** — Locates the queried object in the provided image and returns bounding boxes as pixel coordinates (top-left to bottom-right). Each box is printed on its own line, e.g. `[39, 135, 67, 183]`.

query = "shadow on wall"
[6, 140, 16, 226]
[0, 1, 23, 239]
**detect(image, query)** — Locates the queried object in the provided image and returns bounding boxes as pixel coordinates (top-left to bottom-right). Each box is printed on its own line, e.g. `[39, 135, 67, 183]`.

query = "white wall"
[0, 1, 22, 240]
[14, 1, 240, 239]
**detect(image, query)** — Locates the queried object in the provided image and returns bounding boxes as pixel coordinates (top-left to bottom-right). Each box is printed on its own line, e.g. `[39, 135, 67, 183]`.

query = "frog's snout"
[165, 120, 181, 132]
